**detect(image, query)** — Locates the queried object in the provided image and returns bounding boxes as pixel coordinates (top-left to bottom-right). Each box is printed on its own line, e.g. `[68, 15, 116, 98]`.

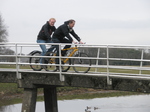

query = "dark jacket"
[37, 21, 56, 40]
[52, 21, 81, 42]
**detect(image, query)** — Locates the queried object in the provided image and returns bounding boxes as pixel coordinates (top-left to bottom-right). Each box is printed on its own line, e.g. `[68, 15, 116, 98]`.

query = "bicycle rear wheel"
[42, 52, 56, 71]
[29, 51, 42, 71]
[72, 52, 91, 73]
[43, 52, 71, 72]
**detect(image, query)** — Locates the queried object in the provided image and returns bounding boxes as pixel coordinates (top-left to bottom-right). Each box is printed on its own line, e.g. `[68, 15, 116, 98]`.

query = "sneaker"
[41, 65, 48, 71]
[61, 50, 67, 56]
[53, 66, 59, 72]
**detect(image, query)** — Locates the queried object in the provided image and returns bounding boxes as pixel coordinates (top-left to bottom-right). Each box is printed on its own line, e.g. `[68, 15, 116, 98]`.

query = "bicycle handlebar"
[73, 42, 86, 44]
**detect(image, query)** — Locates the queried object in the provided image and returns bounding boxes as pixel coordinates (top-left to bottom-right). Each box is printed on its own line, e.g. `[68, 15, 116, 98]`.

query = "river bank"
[0, 87, 145, 107]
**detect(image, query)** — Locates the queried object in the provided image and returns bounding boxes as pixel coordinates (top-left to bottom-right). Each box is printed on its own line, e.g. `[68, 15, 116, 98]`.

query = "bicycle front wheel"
[61, 56, 71, 72]
[72, 52, 91, 73]
[29, 51, 42, 71]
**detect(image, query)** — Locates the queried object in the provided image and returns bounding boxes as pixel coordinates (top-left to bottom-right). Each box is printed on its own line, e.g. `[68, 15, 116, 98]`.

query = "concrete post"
[21, 88, 37, 112]
[44, 87, 58, 112]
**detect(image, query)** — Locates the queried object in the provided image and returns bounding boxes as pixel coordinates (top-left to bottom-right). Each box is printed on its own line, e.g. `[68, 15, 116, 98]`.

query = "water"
[1, 94, 150, 112]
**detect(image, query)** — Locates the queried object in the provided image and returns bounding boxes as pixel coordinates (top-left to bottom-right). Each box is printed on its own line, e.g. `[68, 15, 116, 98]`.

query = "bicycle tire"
[43, 51, 71, 72]
[29, 51, 42, 71]
[72, 52, 91, 73]
[61, 54, 71, 72]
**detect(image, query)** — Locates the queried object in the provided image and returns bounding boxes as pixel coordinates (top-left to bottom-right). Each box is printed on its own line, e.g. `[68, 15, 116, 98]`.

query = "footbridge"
[1, 43, 150, 112]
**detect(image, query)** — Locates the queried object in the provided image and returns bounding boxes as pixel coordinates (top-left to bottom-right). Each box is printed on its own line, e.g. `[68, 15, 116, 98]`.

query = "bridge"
[1, 43, 150, 112]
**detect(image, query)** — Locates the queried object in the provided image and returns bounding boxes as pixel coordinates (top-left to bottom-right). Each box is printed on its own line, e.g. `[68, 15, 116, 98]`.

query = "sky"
[0, 0, 150, 46]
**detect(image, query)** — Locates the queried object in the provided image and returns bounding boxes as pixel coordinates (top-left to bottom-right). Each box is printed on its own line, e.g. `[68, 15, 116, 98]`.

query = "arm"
[70, 30, 84, 44]
[61, 26, 73, 42]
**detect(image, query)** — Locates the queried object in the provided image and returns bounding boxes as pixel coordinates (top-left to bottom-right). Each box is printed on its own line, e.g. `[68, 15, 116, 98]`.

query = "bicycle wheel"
[42, 51, 56, 71]
[61, 54, 71, 72]
[43, 51, 71, 72]
[72, 52, 91, 73]
[29, 51, 42, 71]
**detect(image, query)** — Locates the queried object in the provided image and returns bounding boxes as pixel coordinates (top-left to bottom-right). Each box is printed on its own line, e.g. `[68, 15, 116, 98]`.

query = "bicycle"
[29, 45, 55, 71]
[42, 44, 91, 73]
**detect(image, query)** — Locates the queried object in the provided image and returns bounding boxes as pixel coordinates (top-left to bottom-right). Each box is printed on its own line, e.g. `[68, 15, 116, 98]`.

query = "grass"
[0, 88, 144, 107]
[0, 83, 146, 107]
[88, 66, 150, 74]
[0, 97, 22, 107]
[57, 91, 143, 100]
[1, 64, 150, 74]
[0, 83, 23, 95]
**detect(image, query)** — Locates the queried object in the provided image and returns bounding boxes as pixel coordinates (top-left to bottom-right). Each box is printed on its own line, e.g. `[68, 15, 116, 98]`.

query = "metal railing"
[1, 42, 150, 84]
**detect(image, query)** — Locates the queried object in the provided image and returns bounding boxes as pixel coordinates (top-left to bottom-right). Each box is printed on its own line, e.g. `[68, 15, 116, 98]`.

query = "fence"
[1, 42, 150, 84]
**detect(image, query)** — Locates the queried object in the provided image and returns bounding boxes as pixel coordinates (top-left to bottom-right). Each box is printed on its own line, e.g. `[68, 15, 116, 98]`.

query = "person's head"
[68, 19, 75, 28]
[49, 18, 56, 26]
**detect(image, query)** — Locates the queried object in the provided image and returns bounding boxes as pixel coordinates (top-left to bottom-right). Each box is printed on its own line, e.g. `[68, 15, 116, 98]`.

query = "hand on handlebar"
[72, 40, 85, 44]
[79, 40, 84, 44]
[72, 41, 78, 44]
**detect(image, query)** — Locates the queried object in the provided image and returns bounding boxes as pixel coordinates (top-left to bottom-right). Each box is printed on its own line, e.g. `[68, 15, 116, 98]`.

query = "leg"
[55, 44, 59, 64]
[61, 39, 71, 56]
[52, 38, 60, 65]
[47, 39, 55, 52]
[37, 40, 47, 63]
[47, 45, 55, 52]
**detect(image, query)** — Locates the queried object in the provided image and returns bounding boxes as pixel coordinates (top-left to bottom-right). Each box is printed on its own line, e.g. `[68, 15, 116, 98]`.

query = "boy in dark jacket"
[37, 18, 56, 63]
[52, 19, 83, 71]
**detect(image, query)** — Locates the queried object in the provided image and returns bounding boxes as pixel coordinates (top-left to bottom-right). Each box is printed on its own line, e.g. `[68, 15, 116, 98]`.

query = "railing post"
[106, 45, 111, 85]
[95, 47, 100, 72]
[59, 44, 65, 81]
[139, 49, 144, 74]
[15, 43, 21, 79]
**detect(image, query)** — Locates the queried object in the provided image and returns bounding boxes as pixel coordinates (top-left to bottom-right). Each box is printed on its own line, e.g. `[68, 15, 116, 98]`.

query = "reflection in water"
[0, 107, 5, 112]
[0, 104, 21, 112]
[1, 95, 150, 112]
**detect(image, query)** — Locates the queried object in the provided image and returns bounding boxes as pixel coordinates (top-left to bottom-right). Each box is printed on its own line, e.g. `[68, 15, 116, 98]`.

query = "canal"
[0, 94, 150, 112]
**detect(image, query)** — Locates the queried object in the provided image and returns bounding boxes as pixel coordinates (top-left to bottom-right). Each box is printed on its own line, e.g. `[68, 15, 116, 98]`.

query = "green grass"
[0, 89, 144, 107]
[89, 67, 150, 74]
[0, 83, 23, 95]
[57, 91, 143, 100]
[0, 65, 31, 69]
[1, 64, 150, 74]
[0, 83, 147, 107]
[0, 97, 22, 107]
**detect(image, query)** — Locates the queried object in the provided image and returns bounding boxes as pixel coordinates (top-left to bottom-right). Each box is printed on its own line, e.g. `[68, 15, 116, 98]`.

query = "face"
[49, 19, 56, 26]
[69, 21, 75, 28]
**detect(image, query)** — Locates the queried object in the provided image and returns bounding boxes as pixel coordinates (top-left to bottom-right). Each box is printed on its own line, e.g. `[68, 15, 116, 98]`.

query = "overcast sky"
[0, 0, 150, 46]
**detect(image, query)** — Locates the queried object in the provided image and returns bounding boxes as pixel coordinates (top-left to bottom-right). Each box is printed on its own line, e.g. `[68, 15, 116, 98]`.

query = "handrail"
[0, 42, 150, 83]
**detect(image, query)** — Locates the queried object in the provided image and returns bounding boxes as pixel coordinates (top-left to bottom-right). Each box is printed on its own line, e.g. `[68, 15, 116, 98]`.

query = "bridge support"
[21, 88, 37, 112]
[44, 87, 58, 112]
[21, 87, 58, 112]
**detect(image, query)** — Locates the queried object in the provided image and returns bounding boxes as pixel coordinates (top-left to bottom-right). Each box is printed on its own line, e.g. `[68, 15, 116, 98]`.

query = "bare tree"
[0, 14, 8, 42]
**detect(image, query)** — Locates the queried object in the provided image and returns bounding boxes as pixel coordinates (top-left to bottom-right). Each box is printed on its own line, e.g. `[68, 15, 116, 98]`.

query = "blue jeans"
[37, 39, 53, 63]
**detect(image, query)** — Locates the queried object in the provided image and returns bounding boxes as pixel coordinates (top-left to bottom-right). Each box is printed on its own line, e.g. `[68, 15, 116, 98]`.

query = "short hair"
[49, 18, 56, 22]
[68, 19, 75, 24]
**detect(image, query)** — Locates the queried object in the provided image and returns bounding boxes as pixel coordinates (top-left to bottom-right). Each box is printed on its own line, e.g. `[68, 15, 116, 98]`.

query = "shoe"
[53, 66, 60, 72]
[41, 65, 48, 71]
[61, 51, 67, 56]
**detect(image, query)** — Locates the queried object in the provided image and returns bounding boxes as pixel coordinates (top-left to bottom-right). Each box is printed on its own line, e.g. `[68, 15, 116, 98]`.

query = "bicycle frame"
[61, 46, 78, 63]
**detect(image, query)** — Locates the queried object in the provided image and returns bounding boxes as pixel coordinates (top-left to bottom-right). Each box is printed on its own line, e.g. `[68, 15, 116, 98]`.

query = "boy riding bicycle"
[50, 19, 84, 71]
[37, 18, 56, 65]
